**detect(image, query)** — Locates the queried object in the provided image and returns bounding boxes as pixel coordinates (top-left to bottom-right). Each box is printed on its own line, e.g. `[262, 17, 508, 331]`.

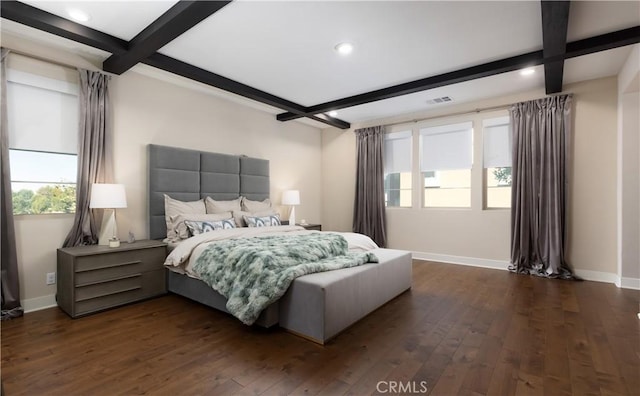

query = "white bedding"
[164, 225, 379, 278]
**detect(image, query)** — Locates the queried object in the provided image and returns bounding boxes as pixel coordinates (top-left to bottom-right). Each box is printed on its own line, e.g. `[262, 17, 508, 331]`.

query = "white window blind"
[419, 121, 472, 171]
[6, 56, 79, 215]
[384, 130, 412, 174]
[7, 76, 78, 154]
[483, 116, 511, 168]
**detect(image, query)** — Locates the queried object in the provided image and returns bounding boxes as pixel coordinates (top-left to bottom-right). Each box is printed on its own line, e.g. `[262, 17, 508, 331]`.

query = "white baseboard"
[411, 251, 508, 271]
[22, 294, 57, 313]
[412, 251, 640, 290]
[573, 269, 619, 285]
[619, 277, 640, 290]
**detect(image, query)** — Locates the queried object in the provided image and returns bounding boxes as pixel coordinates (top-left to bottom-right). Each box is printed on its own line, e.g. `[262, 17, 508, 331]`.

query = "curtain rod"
[4, 47, 105, 74]
[5, 48, 78, 71]
[382, 92, 573, 128]
[383, 103, 511, 128]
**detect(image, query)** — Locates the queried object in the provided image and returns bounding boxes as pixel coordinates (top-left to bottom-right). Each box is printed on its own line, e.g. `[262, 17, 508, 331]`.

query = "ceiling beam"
[276, 25, 640, 123]
[541, 1, 570, 94]
[103, 1, 231, 75]
[0, 1, 350, 129]
[565, 26, 640, 58]
[277, 51, 544, 122]
[0, 0, 128, 54]
[143, 53, 350, 129]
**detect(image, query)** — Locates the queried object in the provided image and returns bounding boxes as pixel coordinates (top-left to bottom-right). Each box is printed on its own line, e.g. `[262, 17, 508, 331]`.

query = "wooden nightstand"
[282, 221, 322, 231]
[298, 223, 322, 231]
[56, 240, 167, 318]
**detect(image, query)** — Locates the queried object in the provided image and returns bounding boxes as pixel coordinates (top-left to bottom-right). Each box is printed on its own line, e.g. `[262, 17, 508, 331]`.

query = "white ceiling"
[2, 1, 639, 127]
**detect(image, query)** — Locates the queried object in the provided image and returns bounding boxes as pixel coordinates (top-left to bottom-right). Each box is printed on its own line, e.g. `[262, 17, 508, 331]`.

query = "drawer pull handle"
[76, 273, 142, 288]
[75, 285, 142, 302]
[76, 260, 142, 273]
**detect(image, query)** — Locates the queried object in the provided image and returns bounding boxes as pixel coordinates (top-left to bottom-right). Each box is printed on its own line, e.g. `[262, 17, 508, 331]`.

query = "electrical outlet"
[46, 272, 56, 285]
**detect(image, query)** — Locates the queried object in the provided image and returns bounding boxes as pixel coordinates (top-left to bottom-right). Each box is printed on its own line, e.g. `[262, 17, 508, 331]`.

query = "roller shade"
[483, 116, 511, 168]
[384, 130, 412, 173]
[7, 72, 78, 155]
[420, 122, 472, 171]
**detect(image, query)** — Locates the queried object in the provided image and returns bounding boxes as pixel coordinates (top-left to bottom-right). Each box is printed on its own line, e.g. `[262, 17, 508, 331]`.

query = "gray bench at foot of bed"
[279, 248, 413, 344]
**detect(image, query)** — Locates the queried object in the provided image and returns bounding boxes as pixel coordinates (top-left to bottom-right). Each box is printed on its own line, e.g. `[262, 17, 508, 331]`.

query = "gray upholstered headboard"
[148, 144, 270, 240]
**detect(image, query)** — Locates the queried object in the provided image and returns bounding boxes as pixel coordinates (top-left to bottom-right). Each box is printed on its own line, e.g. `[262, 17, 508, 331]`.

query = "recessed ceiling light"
[68, 9, 91, 22]
[334, 42, 354, 56]
[520, 68, 535, 76]
[328, 110, 338, 117]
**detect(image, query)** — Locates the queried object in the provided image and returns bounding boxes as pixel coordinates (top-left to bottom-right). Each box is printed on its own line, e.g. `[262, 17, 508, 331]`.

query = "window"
[420, 122, 472, 208]
[483, 116, 511, 208]
[7, 61, 79, 215]
[384, 130, 412, 207]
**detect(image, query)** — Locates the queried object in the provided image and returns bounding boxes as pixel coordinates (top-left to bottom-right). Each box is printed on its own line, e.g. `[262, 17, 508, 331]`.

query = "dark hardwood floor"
[2, 261, 639, 395]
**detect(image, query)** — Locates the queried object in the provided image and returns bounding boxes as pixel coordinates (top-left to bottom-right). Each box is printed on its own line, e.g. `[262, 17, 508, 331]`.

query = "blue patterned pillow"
[243, 214, 281, 227]
[184, 219, 236, 236]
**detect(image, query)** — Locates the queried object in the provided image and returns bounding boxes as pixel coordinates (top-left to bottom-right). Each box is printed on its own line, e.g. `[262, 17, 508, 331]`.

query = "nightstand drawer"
[75, 288, 143, 316]
[74, 270, 165, 316]
[75, 273, 142, 302]
[74, 248, 165, 274]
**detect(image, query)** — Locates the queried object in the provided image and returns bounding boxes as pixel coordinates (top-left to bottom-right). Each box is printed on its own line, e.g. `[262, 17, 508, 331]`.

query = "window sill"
[13, 212, 75, 219]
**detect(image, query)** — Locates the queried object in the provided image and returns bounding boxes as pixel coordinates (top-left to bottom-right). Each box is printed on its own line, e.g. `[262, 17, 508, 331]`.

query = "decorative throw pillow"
[184, 218, 236, 236]
[171, 212, 233, 240]
[243, 214, 281, 228]
[241, 197, 272, 212]
[205, 196, 242, 214]
[164, 194, 206, 242]
[232, 209, 277, 227]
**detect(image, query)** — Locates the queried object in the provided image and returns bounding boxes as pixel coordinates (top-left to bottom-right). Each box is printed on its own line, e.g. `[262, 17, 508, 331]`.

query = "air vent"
[426, 96, 453, 105]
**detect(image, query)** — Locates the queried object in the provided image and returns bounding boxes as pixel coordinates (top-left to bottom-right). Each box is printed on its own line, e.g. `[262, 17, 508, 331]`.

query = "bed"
[148, 144, 412, 343]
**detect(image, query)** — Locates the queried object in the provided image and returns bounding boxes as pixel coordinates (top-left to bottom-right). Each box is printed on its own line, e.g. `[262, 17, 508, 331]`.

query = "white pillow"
[164, 195, 206, 241]
[184, 218, 236, 237]
[205, 196, 242, 214]
[241, 197, 272, 212]
[232, 209, 277, 227]
[171, 212, 233, 241]
[244, 213, 281, 228]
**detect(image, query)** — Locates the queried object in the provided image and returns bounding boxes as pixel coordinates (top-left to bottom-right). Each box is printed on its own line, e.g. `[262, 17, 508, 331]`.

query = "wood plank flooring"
[2, 261, 639, 395]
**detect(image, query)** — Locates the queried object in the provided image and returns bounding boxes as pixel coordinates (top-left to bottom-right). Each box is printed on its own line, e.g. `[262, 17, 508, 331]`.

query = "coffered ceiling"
[1, 1, 638, 129]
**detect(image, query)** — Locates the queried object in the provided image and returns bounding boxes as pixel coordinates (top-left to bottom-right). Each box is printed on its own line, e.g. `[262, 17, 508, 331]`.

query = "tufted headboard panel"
[148, 144, 269, 240]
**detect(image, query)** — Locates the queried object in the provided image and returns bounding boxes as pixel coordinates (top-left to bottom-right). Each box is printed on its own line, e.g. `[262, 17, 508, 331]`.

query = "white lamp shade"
[282, 190, 300, 206]
[90, 184, 127, 209]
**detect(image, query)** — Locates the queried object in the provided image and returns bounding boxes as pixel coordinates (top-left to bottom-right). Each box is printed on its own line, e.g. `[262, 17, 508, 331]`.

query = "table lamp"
[90, 183, 127, 246]
[282, 190, 300, 226]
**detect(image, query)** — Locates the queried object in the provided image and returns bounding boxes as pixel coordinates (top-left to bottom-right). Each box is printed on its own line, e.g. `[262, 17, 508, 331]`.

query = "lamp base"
[98, 209, 117, 246]
[289, 206, 296, 227]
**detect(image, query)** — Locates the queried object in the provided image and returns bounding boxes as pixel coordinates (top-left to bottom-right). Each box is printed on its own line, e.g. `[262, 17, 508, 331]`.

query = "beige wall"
[617, 44, 640, 287]
[4, 37, 323, 310]
[13, 214, 75, 311]
[110, 70, 323, 242]
[322, 77, 619, 276]
[569, 78, 618, 275]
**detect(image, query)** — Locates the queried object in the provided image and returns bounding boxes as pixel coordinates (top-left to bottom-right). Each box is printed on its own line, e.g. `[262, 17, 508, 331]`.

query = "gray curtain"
[63, 69, 113, 247]
[1, 48, 24, 320]
[509, 94, 575, 278]
[353, 126, 387, 247]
